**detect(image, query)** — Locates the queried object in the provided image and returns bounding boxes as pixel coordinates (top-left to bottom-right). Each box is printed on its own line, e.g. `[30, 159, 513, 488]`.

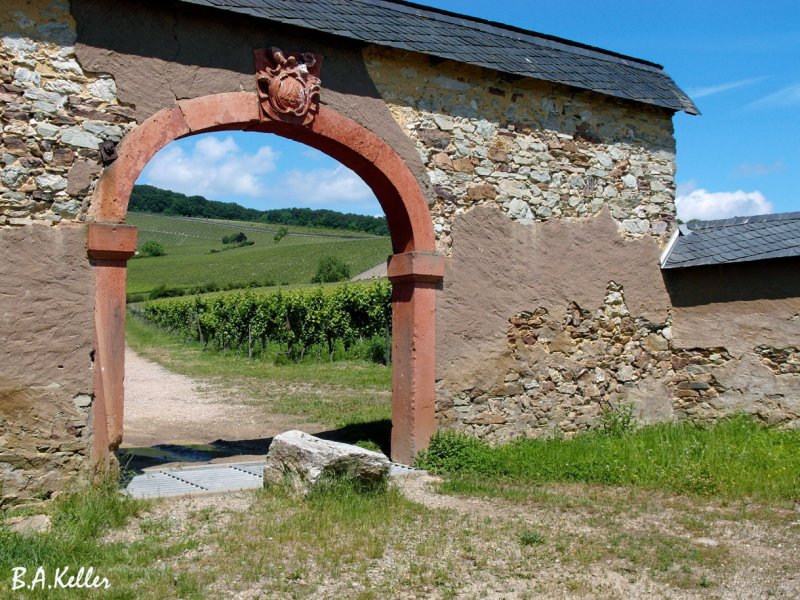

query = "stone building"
[1, 0, 798, 506]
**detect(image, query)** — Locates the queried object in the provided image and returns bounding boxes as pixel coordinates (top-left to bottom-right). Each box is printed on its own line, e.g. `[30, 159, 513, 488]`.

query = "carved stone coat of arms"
[254, 47, 322, 126]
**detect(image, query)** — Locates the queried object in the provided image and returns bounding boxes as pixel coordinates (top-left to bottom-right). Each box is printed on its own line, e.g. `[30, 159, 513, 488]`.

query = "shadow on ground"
[117, 419, 392, 483]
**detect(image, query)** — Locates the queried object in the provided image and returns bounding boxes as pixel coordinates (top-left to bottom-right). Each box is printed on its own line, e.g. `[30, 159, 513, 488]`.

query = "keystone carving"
[255, 47, 322, 125]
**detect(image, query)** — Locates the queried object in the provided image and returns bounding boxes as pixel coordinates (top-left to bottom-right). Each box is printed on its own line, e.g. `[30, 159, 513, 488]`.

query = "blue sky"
[138, 0, 799, 219]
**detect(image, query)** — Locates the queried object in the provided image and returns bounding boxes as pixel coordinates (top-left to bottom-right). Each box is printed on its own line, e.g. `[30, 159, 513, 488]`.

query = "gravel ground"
[122, 346, 323, 454]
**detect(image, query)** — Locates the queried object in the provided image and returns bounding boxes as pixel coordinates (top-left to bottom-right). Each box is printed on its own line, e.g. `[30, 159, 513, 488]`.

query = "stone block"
[263, 431, 390, 494]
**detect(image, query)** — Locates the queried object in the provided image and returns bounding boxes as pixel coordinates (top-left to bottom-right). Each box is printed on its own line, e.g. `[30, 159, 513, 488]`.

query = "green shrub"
[273, 226, 289, 242]
[311, 256, 351, 283]
[149, 284, 183, 300]
[352, 335, 389, 365]
[126, 291, 150, 304]
[222, 232, 247, 244]
[416, 430, 491, 473]
[139, 240, 166, 257]
[212, 239, 254, 253]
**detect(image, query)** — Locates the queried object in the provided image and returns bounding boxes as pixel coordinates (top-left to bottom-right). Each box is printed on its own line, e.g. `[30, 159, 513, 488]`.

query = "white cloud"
[194, 136, 238, 161]
[748, 82, 800, 109]
[272, 165, 377, 209]
[687, 77, 764, 99]
[675, 188, 773, 221]
[142, 135, 278, 198]
[733, 160, 784, 177]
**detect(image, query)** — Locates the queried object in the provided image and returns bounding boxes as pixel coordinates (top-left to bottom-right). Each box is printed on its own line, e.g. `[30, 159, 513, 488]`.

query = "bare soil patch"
[122, 346, 324, 463]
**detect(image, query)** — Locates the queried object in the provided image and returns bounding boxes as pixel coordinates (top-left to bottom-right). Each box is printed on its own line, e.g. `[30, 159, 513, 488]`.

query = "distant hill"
[129, 184, 389, 236]
[126, 212, 392, 297]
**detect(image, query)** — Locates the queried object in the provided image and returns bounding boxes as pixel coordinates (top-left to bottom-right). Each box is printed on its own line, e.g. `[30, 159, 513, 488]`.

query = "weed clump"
[519, 530, 546, 546]
[598, 400, 637, 437]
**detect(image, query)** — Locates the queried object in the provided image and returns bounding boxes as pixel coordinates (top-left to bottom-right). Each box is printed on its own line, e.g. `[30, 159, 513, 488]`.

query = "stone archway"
[86, 91, 443, 467]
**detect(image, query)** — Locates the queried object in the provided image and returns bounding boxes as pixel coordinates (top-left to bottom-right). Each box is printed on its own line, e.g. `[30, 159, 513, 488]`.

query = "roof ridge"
[366, 0, 666, 72]
[687, 211, 800, 230]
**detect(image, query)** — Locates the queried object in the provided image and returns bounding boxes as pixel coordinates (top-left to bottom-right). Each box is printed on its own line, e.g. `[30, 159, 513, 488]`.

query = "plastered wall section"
[0, 223, 95, 507]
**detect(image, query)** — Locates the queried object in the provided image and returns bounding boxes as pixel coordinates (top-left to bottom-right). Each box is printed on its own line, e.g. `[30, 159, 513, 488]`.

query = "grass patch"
[519, 530, 546, 546]
[0, 481, 206, 599]
[210, 480, 439, 597]
[417, 417, 800, 502]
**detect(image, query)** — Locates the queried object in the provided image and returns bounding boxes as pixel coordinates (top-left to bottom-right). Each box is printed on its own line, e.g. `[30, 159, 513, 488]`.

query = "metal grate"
[124, 461, 264, 499]
[124, 460, 421, 499]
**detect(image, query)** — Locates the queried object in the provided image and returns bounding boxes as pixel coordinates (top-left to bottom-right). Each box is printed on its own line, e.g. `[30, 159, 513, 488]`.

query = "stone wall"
[439, 278, 800, 442]
[363, 47, 677, 254]
[1, 0, 137, 226]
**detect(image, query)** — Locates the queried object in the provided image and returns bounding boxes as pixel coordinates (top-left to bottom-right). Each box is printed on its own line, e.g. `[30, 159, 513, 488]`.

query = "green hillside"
[127, 213, 391, 295]
[130, 184, 389, 236]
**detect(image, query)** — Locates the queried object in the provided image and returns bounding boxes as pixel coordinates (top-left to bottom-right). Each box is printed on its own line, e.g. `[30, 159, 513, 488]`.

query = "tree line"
[129, 185, 389, 236]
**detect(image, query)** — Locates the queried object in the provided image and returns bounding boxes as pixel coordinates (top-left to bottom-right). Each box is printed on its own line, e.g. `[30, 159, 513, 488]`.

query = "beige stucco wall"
[0, 223, 95, 506]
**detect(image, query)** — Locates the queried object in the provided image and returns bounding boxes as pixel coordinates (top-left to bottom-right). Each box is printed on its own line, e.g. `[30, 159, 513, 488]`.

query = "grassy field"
[126, 213, 391, 295]
[418, 418, 800, 503]
[2, 446, 798, 597]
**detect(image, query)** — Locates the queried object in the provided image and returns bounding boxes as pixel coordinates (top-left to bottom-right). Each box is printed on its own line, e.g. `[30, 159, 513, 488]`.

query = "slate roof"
[179, 0, 698, 114]
[660, 212, 800, 269]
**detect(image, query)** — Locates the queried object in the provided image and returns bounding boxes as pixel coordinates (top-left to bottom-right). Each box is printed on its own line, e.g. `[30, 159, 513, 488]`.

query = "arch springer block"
[387, 252, 445, 283]
[87, 223, 138, 261]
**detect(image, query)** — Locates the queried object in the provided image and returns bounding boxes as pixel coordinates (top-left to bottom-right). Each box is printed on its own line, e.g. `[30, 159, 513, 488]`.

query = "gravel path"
[122, 346, 322, 451]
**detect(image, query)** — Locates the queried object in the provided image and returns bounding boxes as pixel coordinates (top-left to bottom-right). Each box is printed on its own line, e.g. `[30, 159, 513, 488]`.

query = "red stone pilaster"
[87, 223, 137, 467]
[388, 252, 445, 464]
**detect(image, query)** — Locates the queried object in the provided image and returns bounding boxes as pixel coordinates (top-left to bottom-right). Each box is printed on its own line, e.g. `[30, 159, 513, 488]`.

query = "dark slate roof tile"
[179, 0, 697, 114]
[662, 211, 800, 269]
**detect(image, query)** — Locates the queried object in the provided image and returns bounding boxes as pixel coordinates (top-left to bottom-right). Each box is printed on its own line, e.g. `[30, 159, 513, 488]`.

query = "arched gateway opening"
[86, 92, 443, 467]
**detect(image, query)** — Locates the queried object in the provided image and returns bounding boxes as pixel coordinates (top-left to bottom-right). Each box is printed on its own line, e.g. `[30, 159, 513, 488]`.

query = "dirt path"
[122, 345, 323, 451]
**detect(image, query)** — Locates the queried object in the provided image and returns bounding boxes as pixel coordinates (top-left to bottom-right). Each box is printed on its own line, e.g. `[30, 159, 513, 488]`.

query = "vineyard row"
[132, 281, 393, 363]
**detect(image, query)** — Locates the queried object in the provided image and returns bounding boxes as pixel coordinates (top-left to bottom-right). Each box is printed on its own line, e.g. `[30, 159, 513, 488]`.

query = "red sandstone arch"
[87, 92, 443, 467]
